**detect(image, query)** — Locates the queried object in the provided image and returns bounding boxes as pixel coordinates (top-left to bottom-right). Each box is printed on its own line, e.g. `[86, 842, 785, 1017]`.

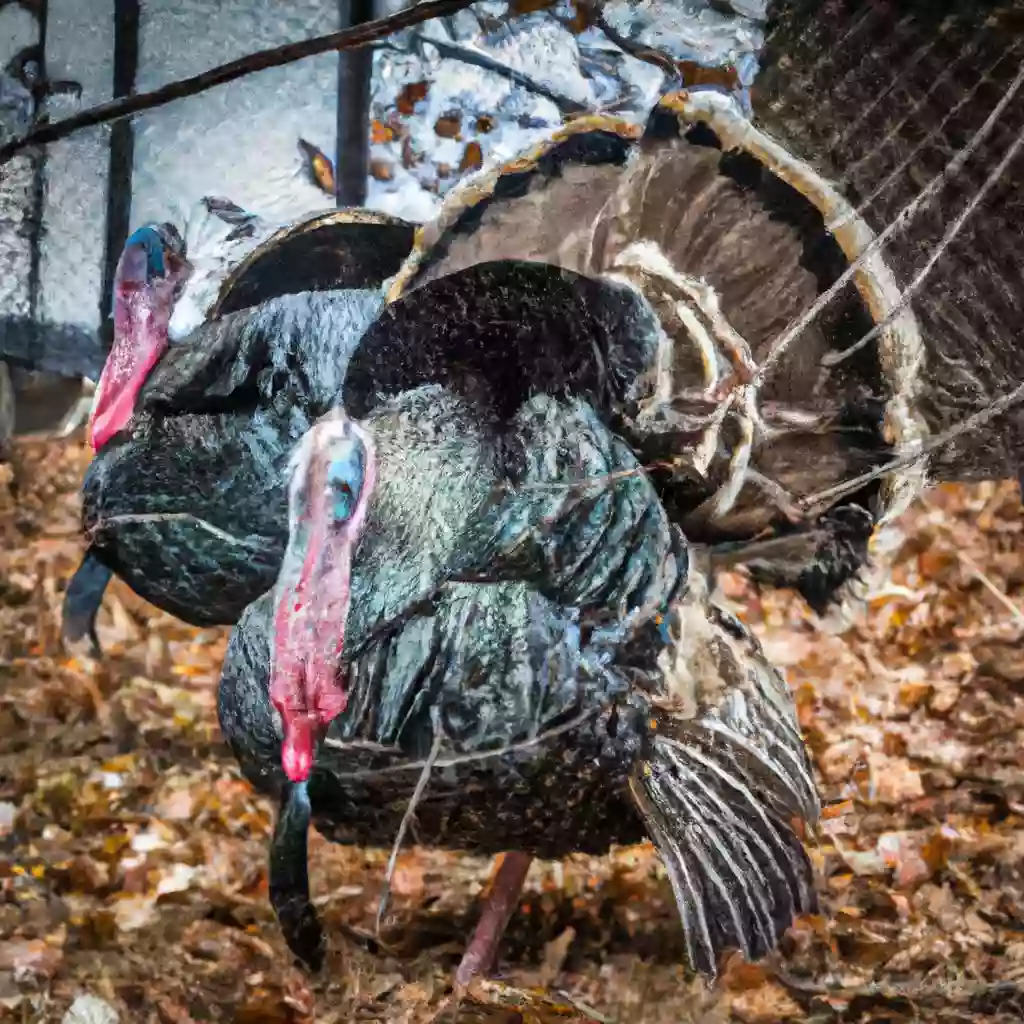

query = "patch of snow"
[132, 0, 341, 230]
[38, 0, 113, 333]
[0, 5, 38, 69]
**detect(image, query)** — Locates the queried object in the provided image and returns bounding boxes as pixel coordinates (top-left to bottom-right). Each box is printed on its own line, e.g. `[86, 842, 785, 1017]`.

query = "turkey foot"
[455, 851, 534, 987]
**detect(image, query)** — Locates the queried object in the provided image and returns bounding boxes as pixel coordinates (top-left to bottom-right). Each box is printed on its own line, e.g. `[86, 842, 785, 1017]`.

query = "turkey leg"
[454, 851, 533, 987]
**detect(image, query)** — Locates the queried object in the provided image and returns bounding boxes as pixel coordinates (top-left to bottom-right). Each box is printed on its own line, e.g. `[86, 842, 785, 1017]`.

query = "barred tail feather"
[634, 731, 818, 978]
[634, 569, 821, 978]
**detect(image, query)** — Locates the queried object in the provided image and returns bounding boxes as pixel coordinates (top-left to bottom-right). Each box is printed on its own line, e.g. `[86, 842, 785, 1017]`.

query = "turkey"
[62, 209, 416, 653]
[217, 258, 822, 981]
[216, 38, 1024, 975]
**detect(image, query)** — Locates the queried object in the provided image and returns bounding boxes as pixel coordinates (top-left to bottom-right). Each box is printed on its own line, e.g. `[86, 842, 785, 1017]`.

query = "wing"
[342, 259, 661, 423]
[209, 209, 416, 319]
[138, 211, 416, 419]
[630, 563, 821, 977]
[138, 287, 382, 418]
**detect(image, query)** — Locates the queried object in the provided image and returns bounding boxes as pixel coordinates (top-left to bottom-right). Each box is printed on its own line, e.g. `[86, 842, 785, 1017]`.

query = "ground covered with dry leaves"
[2, 437, 1024, 1023]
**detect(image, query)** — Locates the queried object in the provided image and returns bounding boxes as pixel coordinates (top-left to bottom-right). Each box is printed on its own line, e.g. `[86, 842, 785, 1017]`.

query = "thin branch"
[798, 376, 1024, 515]
[0, 0, 480, 165]
[375, 720, 443, 936]
[412, 32, 589, 115]
[593, 12, 683, 88]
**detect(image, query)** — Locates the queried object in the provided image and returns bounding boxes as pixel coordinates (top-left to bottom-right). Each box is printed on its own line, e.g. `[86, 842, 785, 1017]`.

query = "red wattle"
[88, 243, 178, 452]
[282, 715, 316, 783]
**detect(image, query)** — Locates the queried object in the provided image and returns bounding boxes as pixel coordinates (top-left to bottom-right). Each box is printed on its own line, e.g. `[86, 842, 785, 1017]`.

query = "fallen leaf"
[370, 119, 395, 143]
[370, 158, 395, 182]
[729, 981, 803, 1022]
[297, 138, 335, 196]
[459, 141, 484, 172]
[0, 938, 63, 980]
[877, 831, 934, 888]
[396, 81, 429, 115]
[112, 895, 158, 933]
[433, 114, 462, 139]
[62, 995, 119, 1024]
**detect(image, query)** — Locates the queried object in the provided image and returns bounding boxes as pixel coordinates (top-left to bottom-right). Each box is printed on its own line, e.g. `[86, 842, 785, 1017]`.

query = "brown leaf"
[389, 853, 424, 898]
[369, 158, 395, 182]
[730, 981, 803, 1023]
[156, 787, 195, 822]
[869, 753, 925, 805]
[370, 119, 395, 144]
[460, 141, 484, 172]
[0, 938, 63, 980]
[877, 831, 934, 888]
[509, 0, 558, 14]
[297, 139, 335, 196]
[157, 998, 198, 1024]
[433, 114, 462, 139]
[721, 955, 770, 992]
[897, 680, 933, 712]
[396, 81, 429, 115]
[112, 895, 158, 932]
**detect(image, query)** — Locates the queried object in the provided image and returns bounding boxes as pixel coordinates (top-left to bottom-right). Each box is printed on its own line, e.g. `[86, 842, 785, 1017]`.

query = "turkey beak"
[271, 410, 377, 783]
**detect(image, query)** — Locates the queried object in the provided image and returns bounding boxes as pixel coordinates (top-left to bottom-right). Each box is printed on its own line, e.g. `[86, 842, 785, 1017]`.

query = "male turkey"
[217, 263, 822, 980]
[63, 209, 416, 652]
[215, 26, 1024, 970]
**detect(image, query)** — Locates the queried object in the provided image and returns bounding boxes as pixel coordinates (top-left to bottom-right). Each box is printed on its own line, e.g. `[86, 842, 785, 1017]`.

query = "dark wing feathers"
[634, 568, 820, 977]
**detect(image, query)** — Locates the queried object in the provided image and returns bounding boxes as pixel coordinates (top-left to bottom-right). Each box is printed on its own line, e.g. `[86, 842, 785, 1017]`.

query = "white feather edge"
[634, 562, 821, 977]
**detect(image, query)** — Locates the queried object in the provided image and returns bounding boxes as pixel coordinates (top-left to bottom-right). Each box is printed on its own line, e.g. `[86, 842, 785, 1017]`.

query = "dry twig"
[0, 0, 481, 164]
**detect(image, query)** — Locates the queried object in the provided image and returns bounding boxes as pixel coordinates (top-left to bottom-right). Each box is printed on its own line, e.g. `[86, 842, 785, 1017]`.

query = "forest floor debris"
[2, 437, 1024, 1022]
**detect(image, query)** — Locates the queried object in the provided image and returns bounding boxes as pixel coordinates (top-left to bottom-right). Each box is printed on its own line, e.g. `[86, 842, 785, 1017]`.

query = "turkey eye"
[324, 451, 363, 522]
[331, 482, 355, 522]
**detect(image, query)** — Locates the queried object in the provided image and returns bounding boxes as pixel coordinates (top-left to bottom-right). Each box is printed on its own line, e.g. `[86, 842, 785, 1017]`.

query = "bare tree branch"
[0, 0, 480, 165]
[593, 11, 683, 88]
[798, 376, 1024, 516]
[411, 32, 589, 115]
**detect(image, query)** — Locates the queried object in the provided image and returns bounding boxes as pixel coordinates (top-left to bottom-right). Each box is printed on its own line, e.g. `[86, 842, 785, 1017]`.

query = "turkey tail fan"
[632, 568, 820, 978]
